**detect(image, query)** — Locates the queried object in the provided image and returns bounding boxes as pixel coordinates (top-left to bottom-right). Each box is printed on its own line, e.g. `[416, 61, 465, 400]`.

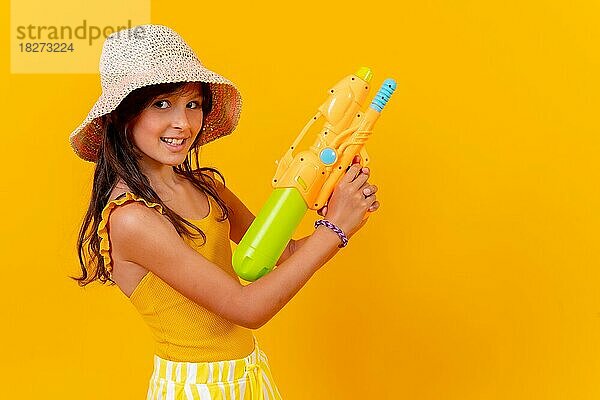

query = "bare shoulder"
[108, 201, 174, 250]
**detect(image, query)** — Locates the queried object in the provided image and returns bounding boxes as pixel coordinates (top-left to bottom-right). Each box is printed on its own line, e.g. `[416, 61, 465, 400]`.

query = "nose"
[170, 106, 191, 132]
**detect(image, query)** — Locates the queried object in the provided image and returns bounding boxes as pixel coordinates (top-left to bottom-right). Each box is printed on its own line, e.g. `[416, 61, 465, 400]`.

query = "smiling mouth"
[160, 137, 187, 145]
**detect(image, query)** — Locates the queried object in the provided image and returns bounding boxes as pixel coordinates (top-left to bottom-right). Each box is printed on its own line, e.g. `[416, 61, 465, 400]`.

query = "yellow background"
[1, 0, 599, 398]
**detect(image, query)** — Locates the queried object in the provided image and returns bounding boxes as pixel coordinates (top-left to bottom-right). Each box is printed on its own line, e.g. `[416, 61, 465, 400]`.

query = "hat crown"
[99, 24, 202, 91]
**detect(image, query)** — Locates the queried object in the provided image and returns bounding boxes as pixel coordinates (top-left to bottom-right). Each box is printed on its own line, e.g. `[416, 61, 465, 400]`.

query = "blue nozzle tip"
[383, 78, 397, 91]
[370, 78, 397, 112]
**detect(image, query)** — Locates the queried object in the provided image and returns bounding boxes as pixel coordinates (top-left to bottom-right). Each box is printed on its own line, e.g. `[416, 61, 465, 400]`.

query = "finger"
[359, 181, 371, 196]
[368, 201, 380, 212]
[345, 155, 362, 174]
[350, 167, 370, 189]
[364, 194, 376, 207]
[340, 163, 363, 185]
[360, 183, 378, 197]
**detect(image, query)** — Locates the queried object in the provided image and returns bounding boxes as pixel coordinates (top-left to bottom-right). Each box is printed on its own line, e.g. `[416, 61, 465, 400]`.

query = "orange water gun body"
[233, 67, 397, 281]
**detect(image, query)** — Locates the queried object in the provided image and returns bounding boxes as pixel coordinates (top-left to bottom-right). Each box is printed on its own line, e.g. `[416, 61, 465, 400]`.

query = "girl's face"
[129, 83, 204, 167]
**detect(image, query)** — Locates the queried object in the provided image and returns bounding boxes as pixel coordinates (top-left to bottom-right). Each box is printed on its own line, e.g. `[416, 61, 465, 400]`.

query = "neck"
[138, 157, 184, 197]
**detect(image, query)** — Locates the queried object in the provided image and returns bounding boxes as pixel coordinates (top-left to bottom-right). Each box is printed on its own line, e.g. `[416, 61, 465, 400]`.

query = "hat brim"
[69, 65, 242, 162]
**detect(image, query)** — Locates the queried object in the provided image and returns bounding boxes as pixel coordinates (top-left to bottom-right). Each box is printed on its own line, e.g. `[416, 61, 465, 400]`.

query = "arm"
[240, 226, 341, 328]
[109, 202, 342, 330]
[277, 211, 369, 264]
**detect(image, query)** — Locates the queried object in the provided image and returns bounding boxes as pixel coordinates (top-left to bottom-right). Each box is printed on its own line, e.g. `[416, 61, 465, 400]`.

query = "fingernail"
[364, 188, 371, 195]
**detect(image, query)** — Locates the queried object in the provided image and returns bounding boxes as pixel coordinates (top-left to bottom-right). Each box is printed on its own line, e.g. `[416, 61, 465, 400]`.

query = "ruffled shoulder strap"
[97, 192, 165, 275]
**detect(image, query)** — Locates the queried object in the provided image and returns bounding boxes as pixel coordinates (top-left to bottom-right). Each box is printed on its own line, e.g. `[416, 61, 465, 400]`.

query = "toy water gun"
[232, 67, 397, 281]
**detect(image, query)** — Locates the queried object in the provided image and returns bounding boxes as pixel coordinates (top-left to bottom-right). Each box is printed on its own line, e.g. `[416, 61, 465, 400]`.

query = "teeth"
[161, 138, 185, 145]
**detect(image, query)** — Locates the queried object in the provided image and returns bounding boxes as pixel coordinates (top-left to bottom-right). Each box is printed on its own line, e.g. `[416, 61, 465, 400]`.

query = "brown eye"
[188, 101, 201, 109]
[154, 100, 169, 109]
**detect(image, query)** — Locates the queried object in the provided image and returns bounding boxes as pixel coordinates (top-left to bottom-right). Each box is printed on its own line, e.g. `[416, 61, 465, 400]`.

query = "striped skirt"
[146, 337, 283, 400]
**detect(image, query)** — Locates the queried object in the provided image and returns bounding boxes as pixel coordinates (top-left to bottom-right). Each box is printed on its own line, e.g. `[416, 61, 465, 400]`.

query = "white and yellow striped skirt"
[146, 338, 282, 400]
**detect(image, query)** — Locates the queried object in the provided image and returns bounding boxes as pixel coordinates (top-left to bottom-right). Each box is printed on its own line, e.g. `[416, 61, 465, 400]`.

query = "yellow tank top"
[97, 191, 255, 362]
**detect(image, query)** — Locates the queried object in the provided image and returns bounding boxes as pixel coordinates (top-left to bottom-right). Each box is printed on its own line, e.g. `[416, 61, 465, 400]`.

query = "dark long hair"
[73, 81, 232, 286]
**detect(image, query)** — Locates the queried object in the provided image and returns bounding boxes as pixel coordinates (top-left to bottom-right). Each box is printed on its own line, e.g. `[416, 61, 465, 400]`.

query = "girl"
[70, 24, 380, 400]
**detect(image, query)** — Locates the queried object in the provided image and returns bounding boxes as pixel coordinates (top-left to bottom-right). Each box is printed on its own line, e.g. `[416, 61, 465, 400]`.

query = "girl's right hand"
[317, 157, 380, 239]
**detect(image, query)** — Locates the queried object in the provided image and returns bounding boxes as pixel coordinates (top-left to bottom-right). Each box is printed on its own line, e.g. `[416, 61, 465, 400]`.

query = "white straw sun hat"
[69, 24, 242, 162]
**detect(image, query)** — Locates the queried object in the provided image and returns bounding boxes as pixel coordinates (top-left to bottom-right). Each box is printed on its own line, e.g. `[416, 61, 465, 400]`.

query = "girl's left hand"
[317, 155, 380, 226]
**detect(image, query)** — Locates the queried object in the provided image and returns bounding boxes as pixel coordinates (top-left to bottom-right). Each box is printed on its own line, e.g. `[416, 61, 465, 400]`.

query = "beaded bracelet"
[314, 219, 349, 248]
